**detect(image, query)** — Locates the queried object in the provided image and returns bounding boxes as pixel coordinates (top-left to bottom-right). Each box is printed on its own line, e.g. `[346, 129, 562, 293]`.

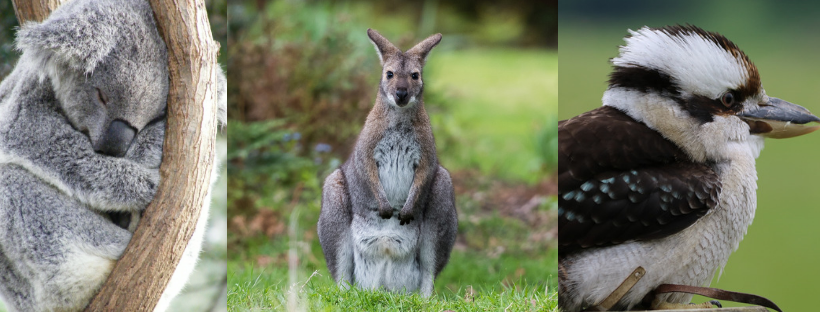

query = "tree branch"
[10, 0, 67, 23]
[82, 0, 220, 310]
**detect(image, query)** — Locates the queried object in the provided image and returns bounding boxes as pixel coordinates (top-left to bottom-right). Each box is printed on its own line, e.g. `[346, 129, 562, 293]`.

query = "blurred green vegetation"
[0, 1, 19, 79]
[428, 48, 557, 182]
[560, 1, 820, 310]
[226, 0, 556, 309]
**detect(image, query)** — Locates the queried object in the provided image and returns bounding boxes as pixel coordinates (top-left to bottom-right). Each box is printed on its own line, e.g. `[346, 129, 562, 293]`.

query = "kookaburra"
[558, 25, 820, 311]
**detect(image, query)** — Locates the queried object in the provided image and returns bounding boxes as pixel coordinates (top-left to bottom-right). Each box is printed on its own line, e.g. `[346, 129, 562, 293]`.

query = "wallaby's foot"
[398, 210, 415, 225]
[651, 297, 721, 309]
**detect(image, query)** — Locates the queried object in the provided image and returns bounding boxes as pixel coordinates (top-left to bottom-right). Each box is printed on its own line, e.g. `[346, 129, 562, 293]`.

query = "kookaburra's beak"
[738, 97, 820, 138]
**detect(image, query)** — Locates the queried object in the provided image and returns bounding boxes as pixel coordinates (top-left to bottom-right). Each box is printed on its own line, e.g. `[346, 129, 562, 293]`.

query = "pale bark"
[83, 0, 221, 310]
[11, 0, 68, 23]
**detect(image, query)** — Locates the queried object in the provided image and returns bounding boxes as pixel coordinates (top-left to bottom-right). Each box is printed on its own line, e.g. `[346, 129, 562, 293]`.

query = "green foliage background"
[0, 1, 19, 79]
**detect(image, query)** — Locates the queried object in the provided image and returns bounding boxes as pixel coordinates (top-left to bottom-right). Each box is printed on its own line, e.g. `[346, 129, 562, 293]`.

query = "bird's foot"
[651, 297, 721, 309]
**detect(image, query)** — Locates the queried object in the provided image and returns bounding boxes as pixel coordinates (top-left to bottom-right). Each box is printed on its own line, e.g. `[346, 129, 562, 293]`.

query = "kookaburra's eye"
[721, 92, 735, 107]
[96, 88, 108, 107]
[411, 73, 419, 80]
[386, 71, 394, 79]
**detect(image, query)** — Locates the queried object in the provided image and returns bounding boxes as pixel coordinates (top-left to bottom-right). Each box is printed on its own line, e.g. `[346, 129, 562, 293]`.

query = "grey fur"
[0, 0, 227, 311]
[318, 29, 457, 297]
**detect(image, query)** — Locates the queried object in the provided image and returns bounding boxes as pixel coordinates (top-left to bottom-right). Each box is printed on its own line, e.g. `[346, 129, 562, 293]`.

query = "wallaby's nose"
[395, 89, 408, 102]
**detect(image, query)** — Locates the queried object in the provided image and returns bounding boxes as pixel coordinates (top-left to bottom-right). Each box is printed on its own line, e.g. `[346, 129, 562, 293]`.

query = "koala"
[0, 0, 227, 311]
[318, 29, 458, 297]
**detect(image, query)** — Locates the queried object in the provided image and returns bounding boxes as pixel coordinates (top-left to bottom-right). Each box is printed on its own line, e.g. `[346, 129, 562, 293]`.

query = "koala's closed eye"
[95, 88, 108, 107]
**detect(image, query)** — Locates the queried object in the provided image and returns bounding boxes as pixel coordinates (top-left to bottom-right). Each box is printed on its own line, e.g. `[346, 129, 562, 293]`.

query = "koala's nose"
[395, 89, 408, 101]
[97, 120, 136, 157]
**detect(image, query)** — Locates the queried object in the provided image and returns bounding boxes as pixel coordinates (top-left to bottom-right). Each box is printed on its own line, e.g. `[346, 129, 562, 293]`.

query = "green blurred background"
[226, 0, 557, 310]
[560, 0, 820, 310]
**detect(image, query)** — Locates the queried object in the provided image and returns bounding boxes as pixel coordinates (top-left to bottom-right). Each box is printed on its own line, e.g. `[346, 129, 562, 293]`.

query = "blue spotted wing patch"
[558, 163, 720, 254]
[558, 106, 721, 255]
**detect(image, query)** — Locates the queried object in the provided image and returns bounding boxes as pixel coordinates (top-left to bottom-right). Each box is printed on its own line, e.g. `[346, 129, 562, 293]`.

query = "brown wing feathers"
[558, 106, 721, 255]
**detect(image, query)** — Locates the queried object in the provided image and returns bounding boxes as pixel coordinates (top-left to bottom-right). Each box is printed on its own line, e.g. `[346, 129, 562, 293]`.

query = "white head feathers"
[611, 25, 760, 100]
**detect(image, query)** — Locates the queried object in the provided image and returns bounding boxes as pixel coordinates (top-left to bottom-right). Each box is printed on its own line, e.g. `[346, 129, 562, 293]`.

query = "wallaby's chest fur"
[350, 115, 425, 291]
[374, 123, 421, 210]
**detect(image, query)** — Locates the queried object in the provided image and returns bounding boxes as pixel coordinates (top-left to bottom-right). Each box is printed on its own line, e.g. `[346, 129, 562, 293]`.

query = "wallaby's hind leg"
[418, 165, 458, 297]
[318, 169, 355, 287]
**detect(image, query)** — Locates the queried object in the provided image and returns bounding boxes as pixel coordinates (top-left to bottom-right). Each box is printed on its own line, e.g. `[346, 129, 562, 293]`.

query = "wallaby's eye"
[411, 73, 419, 80]
[386, 71, 394, 79]
[96, 88, 108, 107]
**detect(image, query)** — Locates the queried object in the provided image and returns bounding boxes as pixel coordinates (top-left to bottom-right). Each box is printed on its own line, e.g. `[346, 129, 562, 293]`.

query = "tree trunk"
[11, 0, 68, 23]
[83, 0, 221, 310]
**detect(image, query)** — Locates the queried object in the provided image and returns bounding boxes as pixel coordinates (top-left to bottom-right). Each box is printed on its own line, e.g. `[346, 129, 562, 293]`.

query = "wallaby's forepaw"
[398, 211, 415, 225]
[378, 207, 394, 219]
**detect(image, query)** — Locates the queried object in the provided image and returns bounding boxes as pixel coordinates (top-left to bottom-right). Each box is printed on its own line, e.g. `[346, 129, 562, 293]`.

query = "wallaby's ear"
[367, 28, 400, 65]
[15, 6, 120, 74]
[406, 33, 442, 65]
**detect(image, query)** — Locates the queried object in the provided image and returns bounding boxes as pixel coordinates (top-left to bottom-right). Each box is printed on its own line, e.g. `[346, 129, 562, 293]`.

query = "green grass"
[228, 262, 556, 312]
[560, 10, 820, 311]
[227, 188, 558, 311]
[426, 48, 556, 184]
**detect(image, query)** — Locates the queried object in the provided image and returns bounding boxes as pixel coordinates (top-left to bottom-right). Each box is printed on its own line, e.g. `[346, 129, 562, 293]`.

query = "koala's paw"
[126, 120, 165, 169]
[146, 168, 161, 195]
[130, 167, 161, 210]
[132, 145, 162, 169]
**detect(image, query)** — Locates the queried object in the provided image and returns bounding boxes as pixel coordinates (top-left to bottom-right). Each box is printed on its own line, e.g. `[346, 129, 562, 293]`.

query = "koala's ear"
[15, 9, 119, 74]
[406, 33, 442, 66]
[367, 28, 400, 65]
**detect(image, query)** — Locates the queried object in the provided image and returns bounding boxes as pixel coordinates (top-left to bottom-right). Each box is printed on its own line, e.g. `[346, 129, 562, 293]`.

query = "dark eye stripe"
[609, 65, 679, 96]
[609, 65, 748, 124]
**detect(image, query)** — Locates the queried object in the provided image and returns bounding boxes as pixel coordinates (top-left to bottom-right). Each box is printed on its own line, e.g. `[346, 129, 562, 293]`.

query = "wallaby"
[318, 29, 458, 297]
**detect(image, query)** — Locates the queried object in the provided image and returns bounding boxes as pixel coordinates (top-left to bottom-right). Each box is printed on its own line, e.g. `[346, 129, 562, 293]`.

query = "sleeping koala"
[0, 0, 227, 311]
